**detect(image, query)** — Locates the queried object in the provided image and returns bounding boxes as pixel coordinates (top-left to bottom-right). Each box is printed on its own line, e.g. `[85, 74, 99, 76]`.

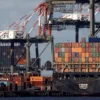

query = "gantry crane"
[0, 0, 100, 74]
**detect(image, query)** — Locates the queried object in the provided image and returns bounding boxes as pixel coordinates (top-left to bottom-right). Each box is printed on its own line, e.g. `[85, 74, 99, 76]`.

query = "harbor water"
[0, 97, 100, 100]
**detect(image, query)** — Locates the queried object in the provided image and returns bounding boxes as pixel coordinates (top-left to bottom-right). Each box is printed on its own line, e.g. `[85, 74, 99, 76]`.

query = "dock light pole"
[90, 0, 95, 37]
[26, 34, 30, 73]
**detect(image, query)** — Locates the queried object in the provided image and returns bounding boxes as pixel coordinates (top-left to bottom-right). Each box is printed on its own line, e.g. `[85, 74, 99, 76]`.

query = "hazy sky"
[0, 0, 100, 65]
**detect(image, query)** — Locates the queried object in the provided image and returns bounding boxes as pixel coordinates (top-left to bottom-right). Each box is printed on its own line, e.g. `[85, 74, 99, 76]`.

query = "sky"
[0, 0, 100, 66]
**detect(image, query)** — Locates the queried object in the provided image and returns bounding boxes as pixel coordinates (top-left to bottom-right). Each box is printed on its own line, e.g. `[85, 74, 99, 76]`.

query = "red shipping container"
[89, 48, 92, 52]
[95, 58, 98, 62]
[81, 37, 86, 42]
[91, 65, 96, 68]
[71, 65, 75, 68]
[68, 57, 72, 62]
[96, 48, 99, 52]
[86, 48, 89, 52]
[92, 58, 98, 63]
[78, 53, 82, 57]
[88, 43, 92, 48]
[95, 43, 99, 48]
[68, 43, 72, 48]
[65, 48, 72, 53]
[78, 43, 82, 47]
[75, 58, 79, 63]
[81, 65, 86, 69]
[82, 48, 85, 52]
[65, 43, 72, 48]
[72, 53, 75, 57]
[54, 48, 61, 53]
[61, 43, 65, 48]
[98, 48, 100, 52]
[74, 68, 79, 72]
[65, 53, 71, 57]
[72, 43, 76, 48]
[86, 43, 89, 48]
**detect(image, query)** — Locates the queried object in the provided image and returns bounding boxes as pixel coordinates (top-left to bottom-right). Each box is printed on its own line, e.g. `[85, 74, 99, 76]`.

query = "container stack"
[0, 43, 26, 73]
[54, 37, 100, 72]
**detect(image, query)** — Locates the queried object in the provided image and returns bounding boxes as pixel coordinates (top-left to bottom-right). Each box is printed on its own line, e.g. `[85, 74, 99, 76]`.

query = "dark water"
[0, 97, 100, 100]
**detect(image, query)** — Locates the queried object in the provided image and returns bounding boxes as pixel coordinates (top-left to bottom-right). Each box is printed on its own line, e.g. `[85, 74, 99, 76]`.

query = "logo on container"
[79, 84, 88, 89]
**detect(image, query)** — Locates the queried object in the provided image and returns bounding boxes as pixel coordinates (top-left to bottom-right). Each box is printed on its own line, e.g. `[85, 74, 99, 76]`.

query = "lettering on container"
[79, 84, 88, 89]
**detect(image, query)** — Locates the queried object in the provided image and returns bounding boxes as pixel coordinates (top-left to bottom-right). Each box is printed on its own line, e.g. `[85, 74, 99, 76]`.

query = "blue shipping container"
[89, 38, 100, 42]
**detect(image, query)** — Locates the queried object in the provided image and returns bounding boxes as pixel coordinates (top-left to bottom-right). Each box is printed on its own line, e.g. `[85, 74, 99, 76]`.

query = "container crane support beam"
[90, 0, 95, 37]
[46, 0, 100, 4]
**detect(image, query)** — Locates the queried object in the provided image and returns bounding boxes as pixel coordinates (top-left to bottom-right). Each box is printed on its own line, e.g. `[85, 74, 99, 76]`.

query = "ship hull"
[53, 72, 100, 95]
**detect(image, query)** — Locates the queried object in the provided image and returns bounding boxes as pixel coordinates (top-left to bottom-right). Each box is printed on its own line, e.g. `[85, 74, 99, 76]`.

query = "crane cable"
[0, 10, 36, 37]
[31, 40, 51, 67]
[28, 8, 46, 34]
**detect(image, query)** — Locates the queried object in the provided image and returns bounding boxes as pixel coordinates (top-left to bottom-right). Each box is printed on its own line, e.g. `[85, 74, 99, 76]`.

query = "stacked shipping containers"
[54, 38, 100, 72]
[0, 43, 26, 72]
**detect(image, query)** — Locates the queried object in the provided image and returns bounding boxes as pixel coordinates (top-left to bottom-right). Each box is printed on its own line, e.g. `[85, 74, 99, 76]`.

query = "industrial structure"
[0, 0, 100, 97]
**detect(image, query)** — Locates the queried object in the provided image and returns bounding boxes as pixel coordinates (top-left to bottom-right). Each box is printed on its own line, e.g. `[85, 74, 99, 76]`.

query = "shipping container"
[89, 38, 100, 42]
[54, 38, 100, 72]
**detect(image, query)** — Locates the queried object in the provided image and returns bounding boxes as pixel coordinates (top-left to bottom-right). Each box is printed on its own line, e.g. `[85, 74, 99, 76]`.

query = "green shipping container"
[85, 57, 89, 63]
[92, 48, 96, 52]
[55, 43, 62, 48]
[61, 52, 65, 58]
[61, 48, 65, 52]
[72, 58, 75, 63]
[82, 43, 85, 48]
[78, 58, 82, 63]
[62, 58, 65, 62]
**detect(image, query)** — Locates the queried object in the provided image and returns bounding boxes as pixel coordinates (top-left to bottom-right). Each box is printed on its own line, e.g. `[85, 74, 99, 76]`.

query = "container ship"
[53, 37, 100, 95]
[0, 0, 100, 97]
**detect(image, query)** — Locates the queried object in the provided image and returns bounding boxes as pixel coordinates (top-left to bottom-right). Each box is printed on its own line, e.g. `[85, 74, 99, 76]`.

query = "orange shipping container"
[82, 53, 86, 57]
[98, 58, 100, 62]
[78, 48, 82, 52]
[86, 53, 89, 57]
[81, 68, 87, 72]
[57, 58, 62, 63]
[30, 76, 43, 82]
[64, 68, 69, 72]
[55, 53, 58, 58]
[72, 48, 76, 52]
[82, 58, 85, 63]
[89, 68, 96, 72]
[65, 53, 71, 58]
[18, 58, 27, 65]
[91, 65, 96, 68]
[65, 58, 68, 62]
[89, 57, 92, 63]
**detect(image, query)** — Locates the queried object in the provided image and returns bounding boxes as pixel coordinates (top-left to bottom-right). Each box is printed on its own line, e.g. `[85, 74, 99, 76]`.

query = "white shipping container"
[0, 30, 26, 39]
[62, 13, 82, 20]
